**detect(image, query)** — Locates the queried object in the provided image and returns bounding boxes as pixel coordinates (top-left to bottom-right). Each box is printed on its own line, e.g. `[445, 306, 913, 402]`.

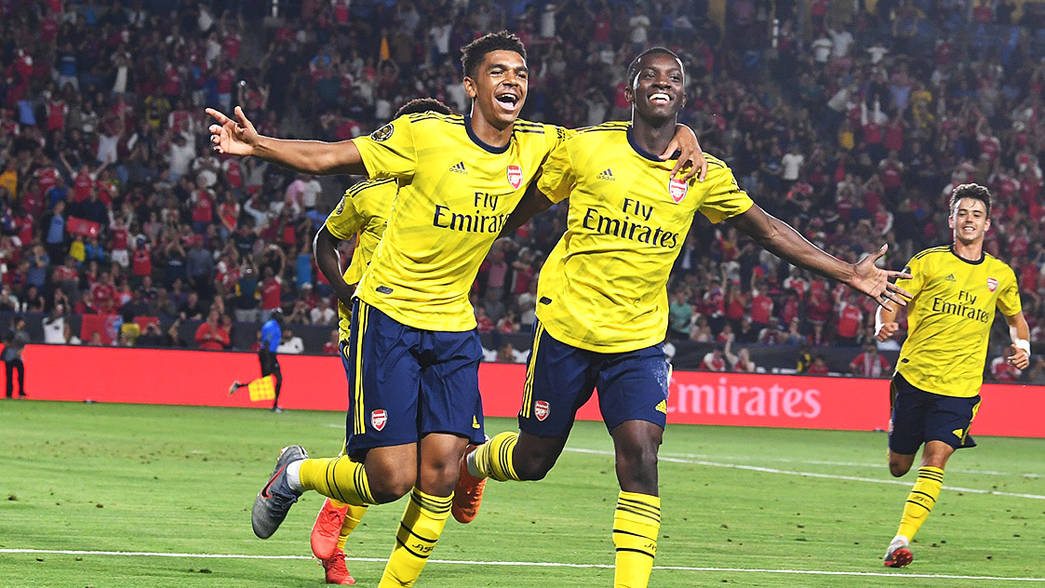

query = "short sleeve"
[545, 125, 574, 154]
[536, 139, 575, 204]
[697, 165, 754, 224]
[894, 254, 923, 298]
[351, 115, 417, 181]
[996, 265, 1022, 317]
[324, 191, 364, 241]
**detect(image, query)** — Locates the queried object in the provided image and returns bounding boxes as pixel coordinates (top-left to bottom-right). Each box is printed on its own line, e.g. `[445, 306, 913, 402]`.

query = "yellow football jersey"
[895, 245, 1022, 397]
[324, 178, 397, 342]
[535, 122, 753, 353]
[352, 112, 568, 331]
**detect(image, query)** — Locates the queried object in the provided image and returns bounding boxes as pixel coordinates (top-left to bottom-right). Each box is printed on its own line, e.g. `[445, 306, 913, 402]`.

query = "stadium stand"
[1, 0, 1043, 382]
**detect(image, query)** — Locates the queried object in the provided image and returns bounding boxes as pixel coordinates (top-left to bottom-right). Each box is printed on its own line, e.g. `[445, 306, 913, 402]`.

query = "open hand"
[848, 244, 913, 310]
[206, 106, 259, 156]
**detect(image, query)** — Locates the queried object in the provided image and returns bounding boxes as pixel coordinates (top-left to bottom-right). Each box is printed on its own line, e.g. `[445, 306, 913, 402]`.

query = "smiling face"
[625, 51, 686, 123]
[948, 197, 991, 246]
[463, 49, 528, 130]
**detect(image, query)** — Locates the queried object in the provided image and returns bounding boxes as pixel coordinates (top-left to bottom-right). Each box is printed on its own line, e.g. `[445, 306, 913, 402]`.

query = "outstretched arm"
[206, 106, 368, 175]
[1006, 311, 1031, 370]
[728, 203, 912, 310]
[313, 225, 355, 308]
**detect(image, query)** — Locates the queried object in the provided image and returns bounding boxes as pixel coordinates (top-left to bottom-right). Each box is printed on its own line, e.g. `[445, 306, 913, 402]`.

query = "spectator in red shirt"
[89, 272, 116, 313]
[258, 266, 282, 322]
[807, 355, 831, 375]
[700, 346, 727, 372]
[475, 307, 495, 334]
[749, 288, 774, 331]
[195, 309, 230, 351]
[835, 293, 864, 346]
[850, 343, 891, 378]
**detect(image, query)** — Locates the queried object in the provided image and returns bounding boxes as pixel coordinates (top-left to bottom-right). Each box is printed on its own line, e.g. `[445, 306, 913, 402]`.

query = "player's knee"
[511, 452, 556, 481]
[888, 460, 911, 477]
[616, 437, 659, 470]
[416, 455, 461, 495]
[368, 474, 415, 503]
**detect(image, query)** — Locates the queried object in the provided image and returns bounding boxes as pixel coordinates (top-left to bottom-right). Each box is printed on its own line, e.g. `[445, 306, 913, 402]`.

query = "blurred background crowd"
[1, 0, 1044, 382]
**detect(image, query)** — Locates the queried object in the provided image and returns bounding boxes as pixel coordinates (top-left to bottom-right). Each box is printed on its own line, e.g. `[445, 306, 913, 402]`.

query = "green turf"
[1, 400, 1042, 587]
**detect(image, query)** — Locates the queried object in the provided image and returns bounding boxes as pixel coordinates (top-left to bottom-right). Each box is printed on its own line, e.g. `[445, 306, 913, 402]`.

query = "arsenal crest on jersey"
[533, 400, 550, 422]
[669, 178, 688, 203]
[987, 277, 998, 292]
[371, 409, 388, 431]
[507, 165, 523, 189]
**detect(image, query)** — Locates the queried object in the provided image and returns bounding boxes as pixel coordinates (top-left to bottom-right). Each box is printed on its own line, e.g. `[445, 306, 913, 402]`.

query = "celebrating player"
[875, 183, 1030, 568]
[207, 31, 706, 587]
[309, 98, 455, 586]
[453, 47, 912, 588]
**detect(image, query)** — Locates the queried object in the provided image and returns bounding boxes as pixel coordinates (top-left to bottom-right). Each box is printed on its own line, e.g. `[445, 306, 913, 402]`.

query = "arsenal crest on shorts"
[669, 178, 688, 203]
[987, 277, 998, 292]
[507, 165, 523, 189]
[533, 400, 550, 422]
[371, 409, 388, 431]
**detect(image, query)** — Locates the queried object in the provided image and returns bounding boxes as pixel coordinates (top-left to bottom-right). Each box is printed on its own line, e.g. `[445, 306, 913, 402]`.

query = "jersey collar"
[622, 124, 681, 160]
[464, 115, 511, 154]
[950, 244, 984, 265]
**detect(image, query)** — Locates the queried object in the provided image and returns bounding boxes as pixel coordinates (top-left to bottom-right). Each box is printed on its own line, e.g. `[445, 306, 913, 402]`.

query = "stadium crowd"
[1, 0, 1044, 382]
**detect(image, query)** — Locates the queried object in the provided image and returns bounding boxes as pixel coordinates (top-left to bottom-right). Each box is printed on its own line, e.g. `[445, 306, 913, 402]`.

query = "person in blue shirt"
[228, 308, 285, 412]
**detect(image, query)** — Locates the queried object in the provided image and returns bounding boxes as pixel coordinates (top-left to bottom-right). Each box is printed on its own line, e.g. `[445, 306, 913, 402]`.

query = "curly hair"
[460, 31, 526, 78]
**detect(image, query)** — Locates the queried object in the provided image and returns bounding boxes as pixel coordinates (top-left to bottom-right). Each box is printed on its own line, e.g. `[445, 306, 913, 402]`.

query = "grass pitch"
[1, 400, 1043, 587]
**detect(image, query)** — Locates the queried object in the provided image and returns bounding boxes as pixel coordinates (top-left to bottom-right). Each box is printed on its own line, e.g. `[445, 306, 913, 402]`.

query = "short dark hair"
[460, 31, 526, 78]
[394, 97, 454, 118]
[626, 47, 684, 88]
[949, 183, 992, 218]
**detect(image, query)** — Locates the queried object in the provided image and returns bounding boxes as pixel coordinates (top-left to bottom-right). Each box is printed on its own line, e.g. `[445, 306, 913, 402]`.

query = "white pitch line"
[2, 549, 1042, 582]
[663, 454, 1024, 477]
[565, 448, 1045, 500]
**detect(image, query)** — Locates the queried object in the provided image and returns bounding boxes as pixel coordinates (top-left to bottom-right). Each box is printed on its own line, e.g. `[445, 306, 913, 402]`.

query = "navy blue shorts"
[342, 299, 485, 456]
[888, 372, 980, 455]
[517, 320, 670, 437]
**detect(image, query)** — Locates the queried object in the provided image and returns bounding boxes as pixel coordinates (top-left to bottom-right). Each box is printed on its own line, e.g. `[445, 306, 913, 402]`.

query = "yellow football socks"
[613, 491, 661, 588]
[337, 503, 369, 551]
[897, 466, 944, 540]
[471, 431, 520, 481]
[378, 488, 451, 587]
[298, 457, 375, 506]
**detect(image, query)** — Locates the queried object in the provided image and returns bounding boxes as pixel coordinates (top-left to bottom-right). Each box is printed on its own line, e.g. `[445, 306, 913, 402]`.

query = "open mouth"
[649, 92, 671, 105]
[495, 93, 519, 108]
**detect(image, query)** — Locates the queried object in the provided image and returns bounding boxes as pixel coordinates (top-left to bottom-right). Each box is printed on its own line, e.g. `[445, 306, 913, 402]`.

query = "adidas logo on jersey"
[597, 168, 615, 181]
[450, 161, 467, 174]
[945, 273, 956, 282]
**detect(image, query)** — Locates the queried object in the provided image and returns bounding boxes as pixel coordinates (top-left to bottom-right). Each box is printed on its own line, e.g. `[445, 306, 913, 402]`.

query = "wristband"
[1013, 339, 1031, 356]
